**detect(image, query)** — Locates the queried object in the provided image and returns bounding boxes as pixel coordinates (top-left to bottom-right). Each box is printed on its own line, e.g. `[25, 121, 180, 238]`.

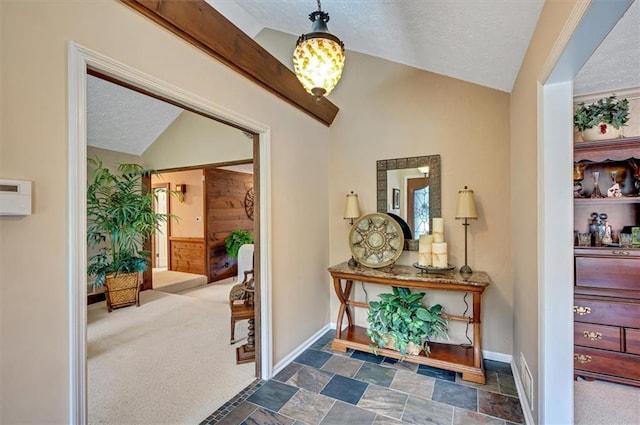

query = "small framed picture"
[632, 227, 640, 246]
[392, 188, 400, 209]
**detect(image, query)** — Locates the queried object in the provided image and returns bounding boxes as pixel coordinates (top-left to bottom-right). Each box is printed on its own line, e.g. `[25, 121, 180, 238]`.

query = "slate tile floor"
[202, 331, 524, 425]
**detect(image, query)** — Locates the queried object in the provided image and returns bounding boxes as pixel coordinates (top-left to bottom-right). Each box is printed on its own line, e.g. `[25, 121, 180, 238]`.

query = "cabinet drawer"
[575, 256, 640, 291]
[574, 323, 621, 351]
[574, 297, 640, 328]
[626, 328, 640, 355]
[574, 346, 640, 381]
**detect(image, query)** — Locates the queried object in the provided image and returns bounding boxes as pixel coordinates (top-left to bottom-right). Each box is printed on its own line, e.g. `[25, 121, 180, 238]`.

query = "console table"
[328, 261, 490, 383]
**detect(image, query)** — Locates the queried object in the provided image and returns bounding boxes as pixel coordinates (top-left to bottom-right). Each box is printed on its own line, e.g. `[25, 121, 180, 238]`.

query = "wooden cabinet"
[573, 136, 640, 387]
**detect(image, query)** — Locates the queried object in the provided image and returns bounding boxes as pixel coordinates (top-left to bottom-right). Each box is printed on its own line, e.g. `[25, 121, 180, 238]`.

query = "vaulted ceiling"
[88, 0, 639, 154]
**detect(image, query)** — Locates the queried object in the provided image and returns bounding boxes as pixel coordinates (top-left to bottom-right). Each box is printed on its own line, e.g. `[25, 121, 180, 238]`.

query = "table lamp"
[455, 186, 478, 274]
[344, 191, 361, 267]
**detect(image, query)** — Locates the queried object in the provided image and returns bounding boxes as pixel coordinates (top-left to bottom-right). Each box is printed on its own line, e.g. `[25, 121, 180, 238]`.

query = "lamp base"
[348, 256, 358, 268]
[460, 264, 473, 274]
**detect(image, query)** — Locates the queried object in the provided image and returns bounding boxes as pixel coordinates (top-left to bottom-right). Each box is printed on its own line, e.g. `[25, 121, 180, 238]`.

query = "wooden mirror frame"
[376, 155, 441, 248]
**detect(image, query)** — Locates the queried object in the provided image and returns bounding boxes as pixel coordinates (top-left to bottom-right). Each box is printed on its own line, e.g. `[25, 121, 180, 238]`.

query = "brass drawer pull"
[582, 331, 602, 341]
[574, 354, 592, 364]
[574, 306, 591, 315]
[611, 250, 631, 256]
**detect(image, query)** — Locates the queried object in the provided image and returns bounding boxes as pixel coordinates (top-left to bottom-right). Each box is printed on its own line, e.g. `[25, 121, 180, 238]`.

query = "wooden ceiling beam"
[122, 0, 339, 126]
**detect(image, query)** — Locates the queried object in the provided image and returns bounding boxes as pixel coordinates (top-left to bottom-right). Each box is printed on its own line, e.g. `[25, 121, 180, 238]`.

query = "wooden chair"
[229, 269, 255, 344]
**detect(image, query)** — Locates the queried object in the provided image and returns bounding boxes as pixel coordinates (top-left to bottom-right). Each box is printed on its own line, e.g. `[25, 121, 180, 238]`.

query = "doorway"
[69, 42, 272, 424]
[152, 183, 169, 270]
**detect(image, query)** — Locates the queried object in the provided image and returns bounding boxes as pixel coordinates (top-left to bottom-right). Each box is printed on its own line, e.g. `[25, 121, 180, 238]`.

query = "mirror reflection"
[377, 155, 441, 246]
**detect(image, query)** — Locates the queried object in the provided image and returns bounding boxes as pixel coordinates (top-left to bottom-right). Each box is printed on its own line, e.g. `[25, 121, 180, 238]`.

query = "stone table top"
[328, 261, 491, 288]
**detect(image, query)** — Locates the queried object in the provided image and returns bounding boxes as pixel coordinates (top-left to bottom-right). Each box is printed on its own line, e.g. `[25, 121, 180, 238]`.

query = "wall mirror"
[377, 155, 441, 249]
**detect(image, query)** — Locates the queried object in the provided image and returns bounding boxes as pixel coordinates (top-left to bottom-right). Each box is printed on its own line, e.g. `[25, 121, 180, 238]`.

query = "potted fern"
[367, 286, 448, 357]
[87, 158, 171, 311]
[574, 95, 629, 141]
[225, 229, 254, 259]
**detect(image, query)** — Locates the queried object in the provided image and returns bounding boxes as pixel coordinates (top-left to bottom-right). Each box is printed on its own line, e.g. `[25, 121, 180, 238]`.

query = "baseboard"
[272, 324, 332, 376]
[511, 358, 536, 425]
[329, 321, 348, 330]
[482, 350, 513, 363]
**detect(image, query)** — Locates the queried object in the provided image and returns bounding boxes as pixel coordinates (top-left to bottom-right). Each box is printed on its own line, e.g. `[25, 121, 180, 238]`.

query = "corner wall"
[509, 1, 580, 422]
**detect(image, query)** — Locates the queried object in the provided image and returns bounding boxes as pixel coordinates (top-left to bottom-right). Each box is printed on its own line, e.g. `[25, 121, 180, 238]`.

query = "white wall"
[0, 2, 329, 423]
[142, 110, 253, 169]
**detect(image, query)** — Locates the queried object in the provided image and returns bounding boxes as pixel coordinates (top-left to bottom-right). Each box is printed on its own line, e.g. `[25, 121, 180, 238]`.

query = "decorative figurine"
[608, 183, 622, 198]
[602, 221, 613, 245]
[591, 171, 603, 198]
[607, 170, 622, 197]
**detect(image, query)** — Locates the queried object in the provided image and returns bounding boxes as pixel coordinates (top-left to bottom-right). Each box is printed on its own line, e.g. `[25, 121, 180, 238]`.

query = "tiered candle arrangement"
[418, 234, 433, 266]
[418, 217, 448, 268]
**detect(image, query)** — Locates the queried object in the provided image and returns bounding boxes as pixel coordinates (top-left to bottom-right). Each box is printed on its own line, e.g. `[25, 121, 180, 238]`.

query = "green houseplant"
[87, 158, 171, 311]
[574, 95, 629, 141]
[367, 286, 448, 357]
[225, 229, 254, 259]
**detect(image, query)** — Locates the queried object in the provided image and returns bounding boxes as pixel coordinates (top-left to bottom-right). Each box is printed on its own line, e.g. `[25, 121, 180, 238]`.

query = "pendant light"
[293, 0, 345, 102]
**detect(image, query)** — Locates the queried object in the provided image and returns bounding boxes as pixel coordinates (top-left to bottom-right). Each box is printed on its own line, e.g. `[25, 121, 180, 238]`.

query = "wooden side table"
[329, 262, 490, 383]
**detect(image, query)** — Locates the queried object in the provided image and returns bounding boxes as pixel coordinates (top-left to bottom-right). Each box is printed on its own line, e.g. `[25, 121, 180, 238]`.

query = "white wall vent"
[520, 352, 534, 410]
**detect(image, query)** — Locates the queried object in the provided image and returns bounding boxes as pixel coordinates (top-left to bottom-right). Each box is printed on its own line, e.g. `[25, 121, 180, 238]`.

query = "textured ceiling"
[87, 75, 182, 155]
[209, 0, 545, 93]
[88, 1, 638, 154]
[574, 0, 640, 96]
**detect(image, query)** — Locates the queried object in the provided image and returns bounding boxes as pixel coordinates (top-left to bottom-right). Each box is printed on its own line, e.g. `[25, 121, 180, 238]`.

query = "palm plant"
[87, 157, 170, 286]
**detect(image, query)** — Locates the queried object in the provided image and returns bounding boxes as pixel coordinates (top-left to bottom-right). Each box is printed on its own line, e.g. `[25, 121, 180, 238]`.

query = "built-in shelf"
[574, 197, 640, 205]
[574, 136, 640, 163]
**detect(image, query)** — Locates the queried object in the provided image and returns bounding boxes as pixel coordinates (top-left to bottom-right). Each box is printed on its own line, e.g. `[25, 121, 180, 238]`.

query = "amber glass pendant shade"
[293, 2, 345, 99]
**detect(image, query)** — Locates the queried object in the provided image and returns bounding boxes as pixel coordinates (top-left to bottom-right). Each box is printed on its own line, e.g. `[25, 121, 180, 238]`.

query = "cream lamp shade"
[417, 166, 430, 177]
[455, 186, 478, 219]
[293, 0, 345, 100]
[343, 191, 361, 222]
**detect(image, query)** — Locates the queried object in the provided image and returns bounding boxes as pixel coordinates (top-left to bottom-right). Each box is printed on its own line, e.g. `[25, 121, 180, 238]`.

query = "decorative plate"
[349, 213, 405, 268]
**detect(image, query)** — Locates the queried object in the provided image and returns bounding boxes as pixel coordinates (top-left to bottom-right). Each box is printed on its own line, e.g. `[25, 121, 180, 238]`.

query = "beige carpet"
[88, 280, 255, 425]
[575, 378, 640, 424]
[152, 269, 208, 293]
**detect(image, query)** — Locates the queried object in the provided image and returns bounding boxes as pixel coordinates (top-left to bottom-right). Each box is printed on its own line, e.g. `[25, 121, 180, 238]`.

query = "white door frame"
[153, 186, 169, 269]
[67, 41, 273, 424]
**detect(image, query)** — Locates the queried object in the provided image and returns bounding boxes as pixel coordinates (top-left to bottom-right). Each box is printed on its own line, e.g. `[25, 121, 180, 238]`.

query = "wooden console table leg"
[473, 291, 483, 369]
[332, 278, 355, 352]
[333, 278, 354, 337]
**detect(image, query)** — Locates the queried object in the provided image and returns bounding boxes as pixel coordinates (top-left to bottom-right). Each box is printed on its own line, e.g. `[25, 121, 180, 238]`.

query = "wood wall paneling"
[206, 168, 254, 282]
[169, 237, 206, 275]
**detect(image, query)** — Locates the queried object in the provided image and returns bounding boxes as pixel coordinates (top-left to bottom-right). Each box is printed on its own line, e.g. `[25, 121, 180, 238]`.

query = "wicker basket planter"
[104, 272, 140, 312]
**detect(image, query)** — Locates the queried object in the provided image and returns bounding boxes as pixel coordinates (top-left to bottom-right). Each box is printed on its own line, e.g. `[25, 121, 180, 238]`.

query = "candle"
[432, 217, 444, 243]
[418, 234, 433, 266]
[432, 242, 448, 268]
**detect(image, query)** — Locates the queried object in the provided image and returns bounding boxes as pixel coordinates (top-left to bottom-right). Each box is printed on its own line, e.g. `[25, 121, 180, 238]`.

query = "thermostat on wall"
[0, 179, 32, 216]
